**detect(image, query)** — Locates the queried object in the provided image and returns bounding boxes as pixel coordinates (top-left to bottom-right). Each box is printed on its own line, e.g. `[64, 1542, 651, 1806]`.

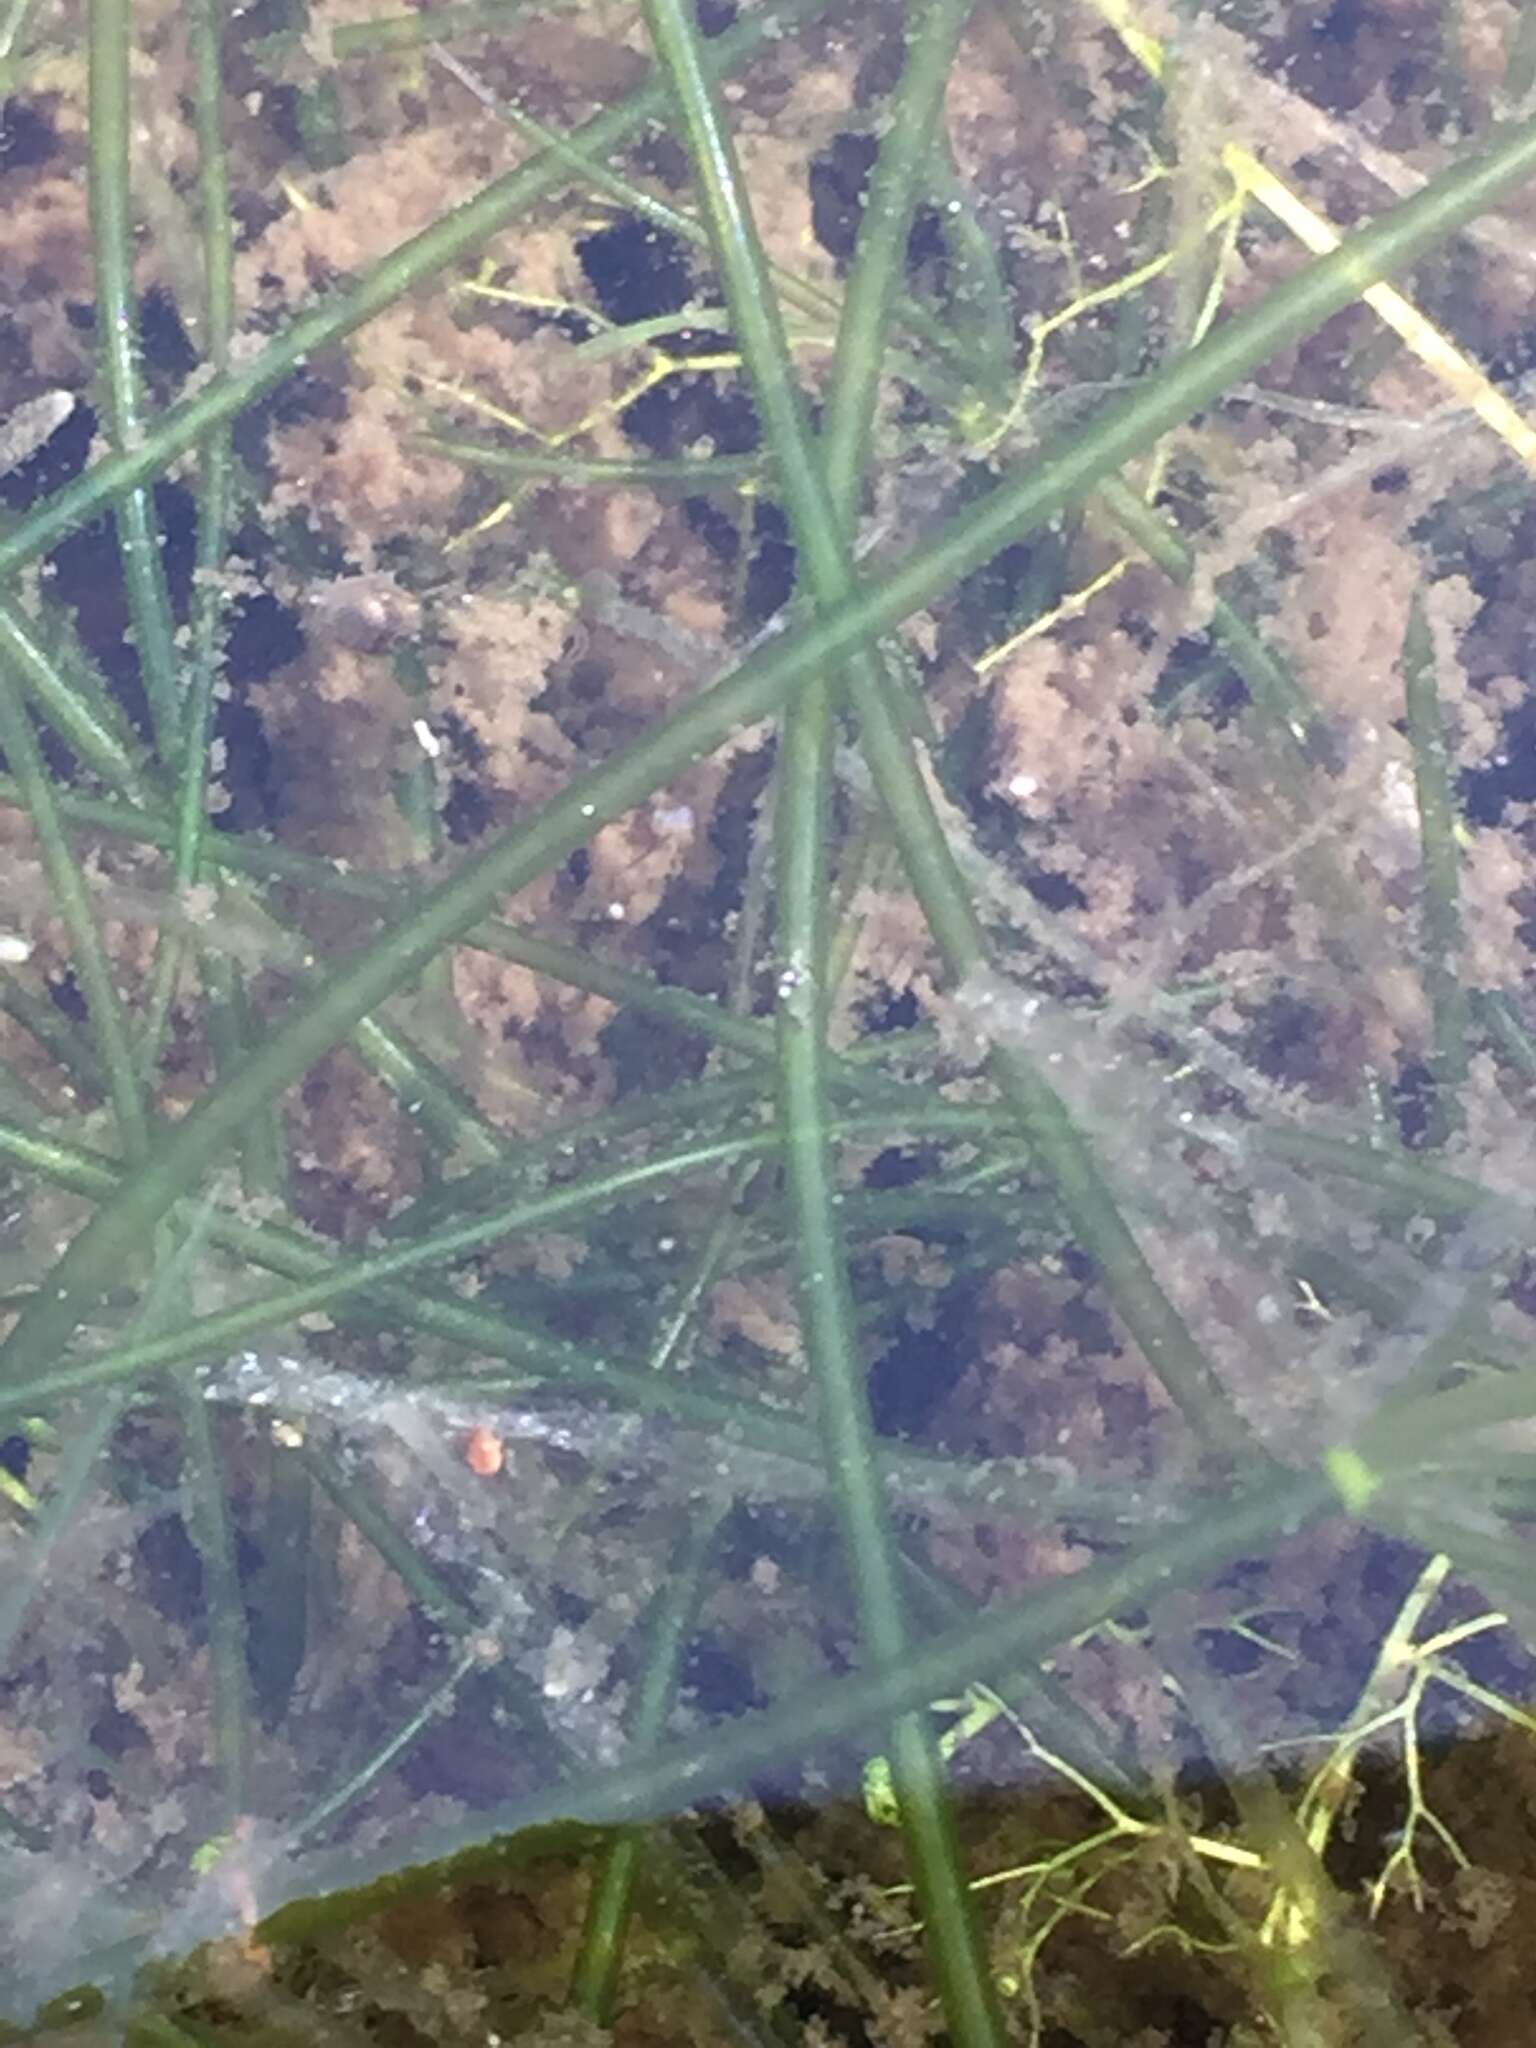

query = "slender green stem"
[0, 667, 148, 1157]
[290, 1635, 503, 1847]
[205, 954, 289, 1198]
[1476, 987, 1536, 1077]
[332, 0, 539, 55]
[350, 1011, 512, 1165]
[87, 0, 182, 763]
[422, 441, 765, 490]
[1508, 0, 1536, 101]
[926, 135, 1017, 403]
[0, 0, 38, 61]
[245, 1422, 310, 1725]
[138, 0, 241, 1074]
[1094, 474, 1332, 766]
[1248, 1122, 1507, 1219]
[643, 1, 1005, 2040]
[177, 1371, 251, 1819]
[570, 1511, 718, 2025]
[0, 1384, 128, 1671]
[0, 969, 106, 1102]
[0, 594, 152, 801]
[167, 1192, 252, 1823]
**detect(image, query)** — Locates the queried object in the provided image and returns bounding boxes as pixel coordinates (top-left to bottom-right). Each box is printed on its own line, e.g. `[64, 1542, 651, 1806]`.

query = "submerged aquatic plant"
[4, 0, 1536, 2038]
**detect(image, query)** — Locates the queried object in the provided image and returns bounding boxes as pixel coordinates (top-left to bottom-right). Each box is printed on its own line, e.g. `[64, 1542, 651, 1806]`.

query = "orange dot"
[464, 1424, 504, 1477]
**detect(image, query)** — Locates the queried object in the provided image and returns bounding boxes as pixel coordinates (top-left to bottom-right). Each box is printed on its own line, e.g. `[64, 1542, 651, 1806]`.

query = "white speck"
[1007, 772, 1039, 799]
[1377, 758, 1419, 831]
[607, 901, 626, 921]
[412, 718, 440, 757]
[542, 1624, 610, 1702]
[0, 933, 31, 963]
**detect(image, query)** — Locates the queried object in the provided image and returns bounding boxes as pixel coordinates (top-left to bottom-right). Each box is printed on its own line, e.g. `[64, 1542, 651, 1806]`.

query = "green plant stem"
[1093, 474, 1332, 767]
[138, 0, 240, 1075]
[0, 670, 148, 1158]
[206, 955, 289, 1197]
[388, 1059, 952, 1238]
[350, 1010, 512, 1165]
[0, 968, 106, 1102]
[246, 1424, 310, 1725]
[169, 1193, 253, 1823]
[0, 0, 38, 61]
[570, 1511, 718, 2025]
[643, 1, 1006, 2041]
[177, 1370, 251, 1819]
[1248, 1122, 1506, 1219]
[1508, 0, 1536, 100]
[291, 1635, 508, 1847]
[421, 441, 765, 490]
[926, 133, 1017, 403]
[1476, 987, 1536, 1077]
[87, 0, 182, 765]
[296, 1440, 562, 1752]
[332, 0, 538, 55]
[0, 1383, 127, 1671]
[0, 592, 153, 801]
